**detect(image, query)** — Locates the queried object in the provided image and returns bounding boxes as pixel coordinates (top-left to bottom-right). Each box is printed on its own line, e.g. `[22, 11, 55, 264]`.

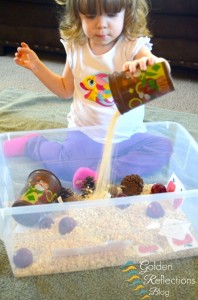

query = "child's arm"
[123, 45, 170, 73]
[14, 42, 74, 99]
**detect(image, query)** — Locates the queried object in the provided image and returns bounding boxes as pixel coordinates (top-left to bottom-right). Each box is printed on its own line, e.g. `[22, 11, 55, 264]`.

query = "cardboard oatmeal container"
[12, 169, 62, 226]
[108, 61, 174, 114]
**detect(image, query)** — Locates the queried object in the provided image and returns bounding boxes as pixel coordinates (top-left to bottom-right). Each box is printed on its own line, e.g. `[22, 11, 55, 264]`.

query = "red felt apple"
[173, 198, 183, 210]
[138, 244, 159, 253]
[172, 233, 193, 246]
[167, 180, 176, 192]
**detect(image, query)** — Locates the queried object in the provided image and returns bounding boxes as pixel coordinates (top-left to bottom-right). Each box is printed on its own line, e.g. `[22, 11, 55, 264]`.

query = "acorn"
[108, 185, 123, 198]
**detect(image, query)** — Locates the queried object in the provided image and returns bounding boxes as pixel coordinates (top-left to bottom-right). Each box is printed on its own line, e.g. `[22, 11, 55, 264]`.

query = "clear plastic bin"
[0, 121, 198, 277]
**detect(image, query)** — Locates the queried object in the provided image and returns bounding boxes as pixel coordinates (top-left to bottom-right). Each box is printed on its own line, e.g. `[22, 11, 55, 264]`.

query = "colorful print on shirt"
[80, 73, 114, 107]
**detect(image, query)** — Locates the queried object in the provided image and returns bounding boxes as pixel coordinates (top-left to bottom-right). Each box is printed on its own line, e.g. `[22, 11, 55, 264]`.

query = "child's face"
[79, 10, 125, 53]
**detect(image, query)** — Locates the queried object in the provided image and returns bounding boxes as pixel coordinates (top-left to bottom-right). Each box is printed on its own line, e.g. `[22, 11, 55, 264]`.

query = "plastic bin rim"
[1, 188, 198, 217]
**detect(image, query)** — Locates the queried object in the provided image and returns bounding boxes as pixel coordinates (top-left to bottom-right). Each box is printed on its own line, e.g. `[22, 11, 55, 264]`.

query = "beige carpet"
[0, 52, 198, 300]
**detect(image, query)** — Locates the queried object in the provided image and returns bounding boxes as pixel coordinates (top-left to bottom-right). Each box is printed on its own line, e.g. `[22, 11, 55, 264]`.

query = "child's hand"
[123, 56, 155, 73]
[14, 42, 40, 71]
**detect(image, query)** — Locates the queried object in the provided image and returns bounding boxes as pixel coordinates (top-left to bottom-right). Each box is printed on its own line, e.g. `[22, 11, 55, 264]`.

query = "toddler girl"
[4, 0, 172, 181]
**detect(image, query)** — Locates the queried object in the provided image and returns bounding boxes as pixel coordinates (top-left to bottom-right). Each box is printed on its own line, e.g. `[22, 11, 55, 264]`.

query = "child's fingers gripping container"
[109, 61, 174, 114]
[0, 122, 198, 277]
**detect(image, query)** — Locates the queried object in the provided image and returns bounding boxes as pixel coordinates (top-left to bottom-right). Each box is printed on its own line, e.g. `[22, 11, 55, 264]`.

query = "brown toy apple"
[151, 183, 167, 194]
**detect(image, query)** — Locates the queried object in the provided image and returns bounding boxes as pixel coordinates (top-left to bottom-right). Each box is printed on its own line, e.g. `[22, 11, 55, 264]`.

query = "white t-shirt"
[61, 35, 152, 142]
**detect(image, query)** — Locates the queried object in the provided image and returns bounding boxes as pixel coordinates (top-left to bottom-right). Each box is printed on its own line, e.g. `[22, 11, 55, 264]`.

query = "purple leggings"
[25, 131, 173, 182]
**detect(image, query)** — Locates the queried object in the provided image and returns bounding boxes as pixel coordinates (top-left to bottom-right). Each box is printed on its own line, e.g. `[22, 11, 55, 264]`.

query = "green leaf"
[152, 64, 161, 71]
[145, 71, 157, 77]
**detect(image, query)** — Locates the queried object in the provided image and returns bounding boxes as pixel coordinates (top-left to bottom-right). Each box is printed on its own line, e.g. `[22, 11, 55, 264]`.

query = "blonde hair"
[55, 0, 151, 44]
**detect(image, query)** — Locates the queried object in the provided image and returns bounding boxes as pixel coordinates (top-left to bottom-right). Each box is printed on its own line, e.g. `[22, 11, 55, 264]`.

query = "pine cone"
[60, 187, 74, 201]
[82, 176, 96, 190]
[81, 186, 94, 198]
[121, 174, 144, 196]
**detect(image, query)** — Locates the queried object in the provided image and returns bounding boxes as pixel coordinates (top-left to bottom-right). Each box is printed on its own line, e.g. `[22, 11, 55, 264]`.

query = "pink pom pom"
[73, 167, 97, 190]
